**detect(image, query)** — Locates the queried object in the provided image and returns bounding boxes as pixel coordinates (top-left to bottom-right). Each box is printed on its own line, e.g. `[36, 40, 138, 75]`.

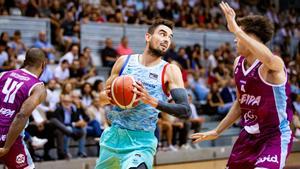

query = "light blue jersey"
[96, 54, 170, 169]
[107, 54, 169, 131]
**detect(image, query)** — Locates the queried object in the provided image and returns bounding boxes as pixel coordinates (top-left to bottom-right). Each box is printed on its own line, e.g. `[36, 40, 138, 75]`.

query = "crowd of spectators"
[0, 0, 299, 162]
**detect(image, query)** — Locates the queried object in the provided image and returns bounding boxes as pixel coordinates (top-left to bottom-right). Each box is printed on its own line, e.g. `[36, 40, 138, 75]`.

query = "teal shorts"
[95, 125, 157, 169]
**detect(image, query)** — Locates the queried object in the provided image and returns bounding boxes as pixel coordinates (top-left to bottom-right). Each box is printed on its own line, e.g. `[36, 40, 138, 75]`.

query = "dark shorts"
[0, 127, 34, 169]
[227, 129, 293, 169]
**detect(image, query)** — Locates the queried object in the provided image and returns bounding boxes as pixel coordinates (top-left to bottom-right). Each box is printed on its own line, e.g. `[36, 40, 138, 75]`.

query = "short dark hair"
[237, 15, 274, 44]
[23, 48, 47, 67]
[147, 18, 174, 34]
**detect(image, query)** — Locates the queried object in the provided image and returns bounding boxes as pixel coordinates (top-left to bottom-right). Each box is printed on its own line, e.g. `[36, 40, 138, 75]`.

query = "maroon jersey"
[0, 69, 43, 127]
[227, 56, 292, 169]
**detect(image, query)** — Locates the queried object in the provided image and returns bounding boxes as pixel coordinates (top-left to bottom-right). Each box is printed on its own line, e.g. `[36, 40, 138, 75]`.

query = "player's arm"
[1, 84, 46, 155]
[134, 64, 191, 119]
[191, 56, 241, 143]
[220, 2, 284, 72]
[99, 55, 127, 106]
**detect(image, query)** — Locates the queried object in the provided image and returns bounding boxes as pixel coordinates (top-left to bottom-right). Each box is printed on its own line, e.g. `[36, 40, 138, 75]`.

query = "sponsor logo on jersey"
[0, 108, 15, 117]
[16, 154, 25, 164]
[240, 94, 261, 106]
[255, 155, 279, 165]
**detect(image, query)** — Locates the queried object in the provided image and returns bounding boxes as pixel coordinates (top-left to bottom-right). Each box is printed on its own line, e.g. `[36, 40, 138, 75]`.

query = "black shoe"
[43, 154, 55, 161]
[77, 152, 87, 158]
[71, 130, 83, 140]
[58, 153, 72, 160]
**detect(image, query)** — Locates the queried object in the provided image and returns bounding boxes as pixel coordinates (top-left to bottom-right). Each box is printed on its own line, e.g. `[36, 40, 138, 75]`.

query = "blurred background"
[0, 0, 299, 168]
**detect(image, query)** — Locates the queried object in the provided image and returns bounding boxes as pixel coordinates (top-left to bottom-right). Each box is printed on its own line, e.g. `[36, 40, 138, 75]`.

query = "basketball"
[111, 75, 139, 109]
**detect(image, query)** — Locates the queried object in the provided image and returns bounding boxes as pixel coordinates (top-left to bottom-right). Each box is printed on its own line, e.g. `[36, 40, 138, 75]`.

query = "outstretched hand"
[219, 1, 241, 34]
[190, 130, 219, 143]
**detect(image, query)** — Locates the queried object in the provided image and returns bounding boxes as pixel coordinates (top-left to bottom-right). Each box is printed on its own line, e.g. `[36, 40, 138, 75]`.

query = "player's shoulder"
[233, 55, 242, 69]
[167, 61, 182, 73]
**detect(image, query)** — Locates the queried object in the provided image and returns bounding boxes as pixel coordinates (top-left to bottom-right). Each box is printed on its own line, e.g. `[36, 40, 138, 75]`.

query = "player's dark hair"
[237, 15, 274, 44]
[147, 18, 174, 34]
[23, 48, 47, 68]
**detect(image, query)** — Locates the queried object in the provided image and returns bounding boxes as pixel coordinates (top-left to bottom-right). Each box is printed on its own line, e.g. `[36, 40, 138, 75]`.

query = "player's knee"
[128, 162, 148, 169]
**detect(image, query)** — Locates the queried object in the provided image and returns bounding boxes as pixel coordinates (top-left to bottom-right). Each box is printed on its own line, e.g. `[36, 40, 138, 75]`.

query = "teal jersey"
[107, 54, 169, 131]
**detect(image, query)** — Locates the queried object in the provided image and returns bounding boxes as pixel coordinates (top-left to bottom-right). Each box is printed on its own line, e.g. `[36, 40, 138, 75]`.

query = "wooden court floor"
[155, 152, 300, 169]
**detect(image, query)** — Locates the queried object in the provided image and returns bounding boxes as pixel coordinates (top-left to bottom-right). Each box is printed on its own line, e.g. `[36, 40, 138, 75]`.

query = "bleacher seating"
[0, 16, 51, 48]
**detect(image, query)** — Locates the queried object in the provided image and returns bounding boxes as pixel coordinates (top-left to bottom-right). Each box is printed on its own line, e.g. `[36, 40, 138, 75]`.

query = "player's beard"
[148, 41, 167, 57]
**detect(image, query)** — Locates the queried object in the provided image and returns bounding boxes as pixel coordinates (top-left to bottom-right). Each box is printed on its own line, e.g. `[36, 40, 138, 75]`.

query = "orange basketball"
[111, 75, 139, 109]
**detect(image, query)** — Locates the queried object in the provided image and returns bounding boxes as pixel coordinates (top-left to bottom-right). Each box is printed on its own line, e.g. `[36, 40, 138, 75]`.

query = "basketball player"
[95, 18, 191, 169]
[0, 48, 47, 169]
[191, 2, 293, 169]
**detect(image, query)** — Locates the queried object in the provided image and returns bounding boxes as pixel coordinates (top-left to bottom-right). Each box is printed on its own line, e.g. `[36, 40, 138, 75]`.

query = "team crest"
[16, 154, 25, 164]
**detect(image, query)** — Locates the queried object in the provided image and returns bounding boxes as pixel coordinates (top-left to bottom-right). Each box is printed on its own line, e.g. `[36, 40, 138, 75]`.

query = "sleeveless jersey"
[0, 69, 43, 127]
[107, 54, 169, 131]
[234, 56, 292, 136]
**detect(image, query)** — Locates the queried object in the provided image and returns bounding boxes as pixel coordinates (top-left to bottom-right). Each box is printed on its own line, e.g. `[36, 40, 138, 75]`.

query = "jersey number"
[2, 78, 24, 103]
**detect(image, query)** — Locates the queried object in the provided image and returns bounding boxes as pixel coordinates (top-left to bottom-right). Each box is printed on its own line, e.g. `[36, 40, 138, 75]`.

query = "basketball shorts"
[95, 125, 157, 169]
[0, 127, 34, 169]
[227, 128, 292, 169]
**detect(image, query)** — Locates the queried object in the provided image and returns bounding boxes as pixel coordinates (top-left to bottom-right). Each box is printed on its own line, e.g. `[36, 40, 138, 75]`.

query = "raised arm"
[0, 84, 46, 157]
[219, 1, 284, 72]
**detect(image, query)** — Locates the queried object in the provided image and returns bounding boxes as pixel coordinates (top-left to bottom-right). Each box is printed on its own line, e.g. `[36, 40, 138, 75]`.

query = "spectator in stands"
[143, 0, 159, 24]
[100, 38, 118, 67]
[0, 32, 9, 44]
[8, 30, 27, 56]
[61, 82, 74, 96]
[0, 40, 8, 72]
[83, 47, 94, 67]
[38, 79, 60, 113]
[220, 78, 236, 104]
[172, 117, 191, 150]
[190, 70, 210, 102]
[81, 82, 93, 107]
[92, 79, 104, 97]
[175, 47, 189, 70]
[54, 59, 70, 84]
[69, 59, 84, 85]
[157, 112, 177, 151]
[52, 94, 86, 159]
[200, 49, 214, 75]
[60, 10, 79, 50]
[24, 0, 39, 17]
[78, 53, 96, 81]
[212, 59, 230, 86]
[34, 31, 56, 63]
[39, 58, 54, 83]
[60, 43, 79, 64]
[70, 91, 90, 158]
[190, 44, 202, 70]
[49, 0, 64, 44]
[207, 83, 232, 117]
[116, 36, 133, 55]
[294, 95, 300, 115]
[86, 95, 108, 138]
[188, 94, 205, 133]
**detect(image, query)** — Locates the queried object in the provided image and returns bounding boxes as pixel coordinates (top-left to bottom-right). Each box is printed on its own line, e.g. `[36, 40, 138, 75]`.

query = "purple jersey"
[227, 56, 292, 169]
[234, 56, 291, 135]
[0, 69, 43, 127]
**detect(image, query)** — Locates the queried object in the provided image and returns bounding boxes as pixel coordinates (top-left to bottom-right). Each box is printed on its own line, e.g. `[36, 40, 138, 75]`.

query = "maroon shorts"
[227, 129, 293, 169]
[0, 127, 34, 169]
